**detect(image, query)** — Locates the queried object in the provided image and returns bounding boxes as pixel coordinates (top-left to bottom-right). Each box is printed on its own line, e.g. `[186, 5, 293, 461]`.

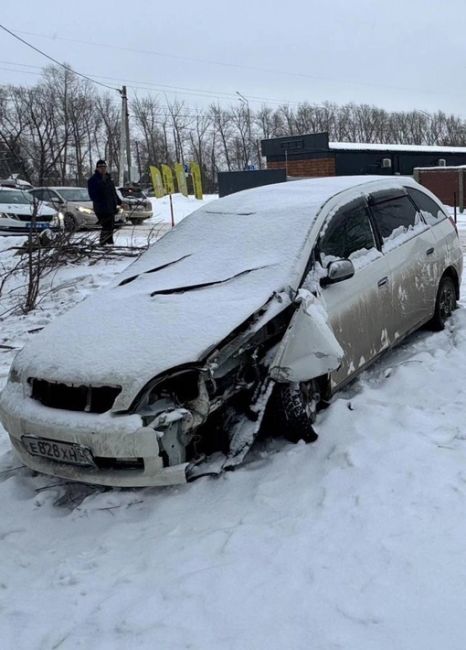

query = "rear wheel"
[430, 275, 456, 331]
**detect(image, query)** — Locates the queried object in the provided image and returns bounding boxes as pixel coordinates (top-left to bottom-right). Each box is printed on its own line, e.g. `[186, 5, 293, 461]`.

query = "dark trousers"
[97, 213, 115, 245]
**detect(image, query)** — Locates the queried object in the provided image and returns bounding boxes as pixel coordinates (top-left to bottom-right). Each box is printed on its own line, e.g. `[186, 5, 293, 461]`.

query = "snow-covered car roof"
[12, 176, 426, 406]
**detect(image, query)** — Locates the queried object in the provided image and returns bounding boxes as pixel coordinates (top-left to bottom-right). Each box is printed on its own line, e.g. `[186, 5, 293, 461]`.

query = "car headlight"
[77, 206, 93, 214]
[133, 369, 201, 412]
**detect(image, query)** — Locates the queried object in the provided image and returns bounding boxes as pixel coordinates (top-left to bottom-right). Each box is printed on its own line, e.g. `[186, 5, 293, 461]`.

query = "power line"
[0, 23, 119, 92]
[0, 57, 304, 106]
[9, 26, 460, 99]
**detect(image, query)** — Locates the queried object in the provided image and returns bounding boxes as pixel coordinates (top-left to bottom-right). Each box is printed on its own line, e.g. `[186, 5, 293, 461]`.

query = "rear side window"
[371, 196, 418, 241]
[31, 189, 48, 201]
[320, 203, 376, 262]
[406, 187, 447, 226]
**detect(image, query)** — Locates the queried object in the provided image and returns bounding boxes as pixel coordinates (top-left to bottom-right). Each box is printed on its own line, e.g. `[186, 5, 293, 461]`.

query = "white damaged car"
[0, 176, 462, 486]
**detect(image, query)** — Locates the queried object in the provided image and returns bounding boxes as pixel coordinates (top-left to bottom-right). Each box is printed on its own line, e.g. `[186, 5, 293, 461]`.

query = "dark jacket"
[87, 171, 122, 216]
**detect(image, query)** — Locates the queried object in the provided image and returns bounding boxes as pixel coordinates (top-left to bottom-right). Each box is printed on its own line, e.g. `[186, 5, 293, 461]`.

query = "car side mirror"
[321, 259, 355, 286]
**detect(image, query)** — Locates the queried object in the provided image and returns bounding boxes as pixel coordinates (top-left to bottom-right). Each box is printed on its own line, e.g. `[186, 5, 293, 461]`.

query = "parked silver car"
[117, 185, 153, 225]
[0, 187, 59, 233]
[0, 176, 462, 487]
[29, 187, 98, 231]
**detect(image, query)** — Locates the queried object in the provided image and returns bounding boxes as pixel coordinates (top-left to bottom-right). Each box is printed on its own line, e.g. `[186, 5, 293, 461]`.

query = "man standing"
[87, 159, 122, 245]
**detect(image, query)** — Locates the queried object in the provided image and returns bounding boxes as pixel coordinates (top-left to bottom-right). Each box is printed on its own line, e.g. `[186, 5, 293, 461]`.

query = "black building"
[262, 132, 466, 177]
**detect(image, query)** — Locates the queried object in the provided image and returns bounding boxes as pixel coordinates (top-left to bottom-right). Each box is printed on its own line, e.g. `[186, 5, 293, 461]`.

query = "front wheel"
[64, 213, 77, 232]
[267, 381, 320, 443]
[430, 275, 457, 331]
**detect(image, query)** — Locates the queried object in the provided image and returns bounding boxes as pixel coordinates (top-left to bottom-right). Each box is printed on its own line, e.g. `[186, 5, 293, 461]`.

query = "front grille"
[29, 378, 121, 413]
[8, 213, 53, 222]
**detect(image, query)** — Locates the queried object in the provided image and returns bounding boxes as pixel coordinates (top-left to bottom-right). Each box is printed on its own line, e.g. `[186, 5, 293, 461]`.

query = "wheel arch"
[441, 266, 460, 300]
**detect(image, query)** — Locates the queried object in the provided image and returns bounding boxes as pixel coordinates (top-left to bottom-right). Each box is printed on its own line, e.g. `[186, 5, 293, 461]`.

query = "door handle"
[426, 247, 435, 256]
[377, 276, 389, 288]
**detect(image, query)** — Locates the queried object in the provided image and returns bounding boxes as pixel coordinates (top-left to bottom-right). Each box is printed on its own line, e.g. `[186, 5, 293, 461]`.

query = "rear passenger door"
[369, 189, 437, 340]
[406, 186, 455, 292]
[318, 197, 392, 388]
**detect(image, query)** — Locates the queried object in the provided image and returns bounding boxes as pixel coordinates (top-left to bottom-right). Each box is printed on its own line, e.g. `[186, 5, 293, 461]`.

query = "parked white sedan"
[0, 176, 462, 486]
[0, 187, 59, 233]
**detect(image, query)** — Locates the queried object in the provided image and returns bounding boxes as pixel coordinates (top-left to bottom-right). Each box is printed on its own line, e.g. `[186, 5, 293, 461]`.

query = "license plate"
[27, 222, 50, 230]
[22, 435, 95, 467]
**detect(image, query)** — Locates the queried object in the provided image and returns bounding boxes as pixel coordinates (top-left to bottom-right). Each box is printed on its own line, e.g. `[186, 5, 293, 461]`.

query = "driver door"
[317, 197, 391, 389]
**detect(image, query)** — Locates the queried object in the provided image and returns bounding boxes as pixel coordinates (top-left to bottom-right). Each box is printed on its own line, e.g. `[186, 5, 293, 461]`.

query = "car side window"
[370, 196, 418, 241]
[31, 189, 46, 201]
[320, 203, 377, 264]
[406, 187, 447, 226]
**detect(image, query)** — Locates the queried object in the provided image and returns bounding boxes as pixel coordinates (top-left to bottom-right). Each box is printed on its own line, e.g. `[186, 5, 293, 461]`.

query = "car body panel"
[324, 252, 393, 387]
[382, 224, 438, 340]
[270, 291, 344, 382]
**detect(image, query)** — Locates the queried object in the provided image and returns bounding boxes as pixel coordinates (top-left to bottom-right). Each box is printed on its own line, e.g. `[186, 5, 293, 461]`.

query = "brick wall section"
[267, 157, 336, 177]
[414, 168, 466, 208]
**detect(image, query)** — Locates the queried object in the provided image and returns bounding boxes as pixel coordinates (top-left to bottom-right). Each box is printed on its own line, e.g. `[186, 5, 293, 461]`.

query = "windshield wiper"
[150, 264, 273, 296]
[118, 254, 192, 287]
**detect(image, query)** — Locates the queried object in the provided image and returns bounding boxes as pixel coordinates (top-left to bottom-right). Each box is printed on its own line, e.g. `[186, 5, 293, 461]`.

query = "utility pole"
[125, 93, 132, 184]
[118, 86, 132, 185]
[119, 86, 127, 186]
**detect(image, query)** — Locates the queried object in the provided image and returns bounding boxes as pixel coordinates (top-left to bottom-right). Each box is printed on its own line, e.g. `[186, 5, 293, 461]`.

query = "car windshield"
[56, 188, 90, 202]
[0, 189, 33, 204]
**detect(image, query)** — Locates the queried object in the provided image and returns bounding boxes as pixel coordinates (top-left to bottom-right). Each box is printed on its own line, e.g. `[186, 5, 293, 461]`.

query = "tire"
[430, 275, 456, 331]
[268, 381, 319, 443]
[64, 213, 77, 232]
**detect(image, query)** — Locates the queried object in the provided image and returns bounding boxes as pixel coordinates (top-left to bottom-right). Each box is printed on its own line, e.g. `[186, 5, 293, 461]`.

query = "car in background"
[0, 187, 59, 233]
[29, 187, 98, 231]
[117, 185, 153, 225]
[0, 176, 33, 190]
[0, 176, 462, 487]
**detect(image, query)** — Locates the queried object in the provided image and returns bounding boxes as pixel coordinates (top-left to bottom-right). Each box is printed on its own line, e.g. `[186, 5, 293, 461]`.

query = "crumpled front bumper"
[0, 383, 188, 487]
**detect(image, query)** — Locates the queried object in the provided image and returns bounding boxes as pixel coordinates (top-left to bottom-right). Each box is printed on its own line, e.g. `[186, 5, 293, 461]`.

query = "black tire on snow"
[430, 275, 456, 331]
[64, 213, 77, 232]
[273, 382, 319, 444]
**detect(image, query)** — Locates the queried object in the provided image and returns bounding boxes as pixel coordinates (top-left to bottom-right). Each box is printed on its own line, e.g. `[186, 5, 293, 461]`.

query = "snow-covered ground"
[2, 194, 466, 648]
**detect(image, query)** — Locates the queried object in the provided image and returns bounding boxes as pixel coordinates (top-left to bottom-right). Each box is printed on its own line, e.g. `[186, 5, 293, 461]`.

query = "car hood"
[15, 262, 288, 410]
[0, 203, 56, 217]
[68, 200, 94, 209]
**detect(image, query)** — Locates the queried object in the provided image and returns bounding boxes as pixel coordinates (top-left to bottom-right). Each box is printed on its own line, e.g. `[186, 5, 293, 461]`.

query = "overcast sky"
[1, 0, 466, 117]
